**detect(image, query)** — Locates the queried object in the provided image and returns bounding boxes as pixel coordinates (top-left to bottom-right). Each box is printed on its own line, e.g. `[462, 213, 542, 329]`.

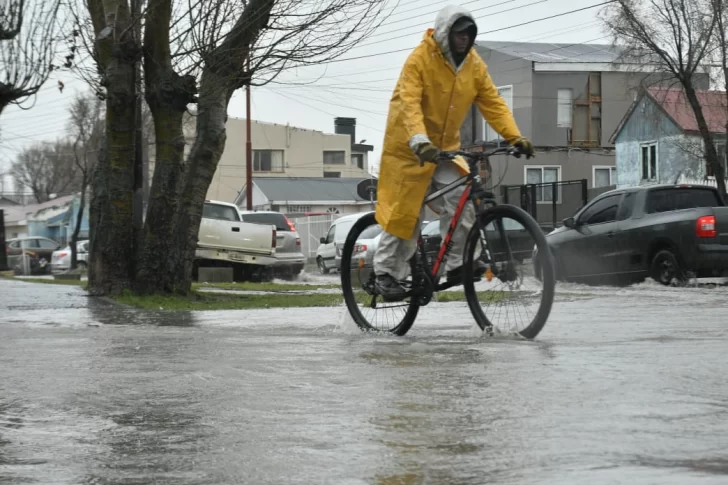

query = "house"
[149, 115, 374, 204]
[235, 176, 376, 216]
[610, 88, 728, 187]
[459, 41, 711, 195]
[1, 194, 76, 241]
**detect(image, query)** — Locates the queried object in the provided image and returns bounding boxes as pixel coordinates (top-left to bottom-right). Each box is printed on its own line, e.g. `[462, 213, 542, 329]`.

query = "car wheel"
[317, 257, 329, 274]
[651, 249, 685, 286]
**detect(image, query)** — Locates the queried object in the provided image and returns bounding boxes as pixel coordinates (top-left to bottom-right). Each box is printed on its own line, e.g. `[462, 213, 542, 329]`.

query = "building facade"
[459, 41, 710, 193]
[148, 115, 374, 203]
[611, 88, 727, 187]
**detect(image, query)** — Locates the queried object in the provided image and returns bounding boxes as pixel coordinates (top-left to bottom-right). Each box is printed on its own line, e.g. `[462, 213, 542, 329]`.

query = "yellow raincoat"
[375, 5, 523, 240]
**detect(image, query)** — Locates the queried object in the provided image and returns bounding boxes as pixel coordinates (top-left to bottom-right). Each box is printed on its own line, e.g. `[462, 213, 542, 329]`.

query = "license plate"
[228, 252, 246, 262]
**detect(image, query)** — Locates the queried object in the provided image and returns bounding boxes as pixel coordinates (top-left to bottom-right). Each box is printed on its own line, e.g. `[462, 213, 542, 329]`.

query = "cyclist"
[373, 4, 534, 299]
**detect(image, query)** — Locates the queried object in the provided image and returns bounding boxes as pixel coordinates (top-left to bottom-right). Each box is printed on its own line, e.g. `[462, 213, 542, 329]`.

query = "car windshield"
[421, 220, 440, 236]
[202, 203, 240, 222]
[240, 212, 291, 231]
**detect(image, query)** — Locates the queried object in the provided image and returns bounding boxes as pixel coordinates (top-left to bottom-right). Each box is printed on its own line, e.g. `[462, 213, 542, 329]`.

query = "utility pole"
[245, 56, 253, 211]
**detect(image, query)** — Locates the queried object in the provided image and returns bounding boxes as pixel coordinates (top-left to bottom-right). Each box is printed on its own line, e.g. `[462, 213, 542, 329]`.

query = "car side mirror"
[563, 217, 576, 229]
[320, 236, 326, 244]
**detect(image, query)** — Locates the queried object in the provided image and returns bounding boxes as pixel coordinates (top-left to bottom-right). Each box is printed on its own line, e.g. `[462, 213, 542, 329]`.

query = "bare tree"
[68, 93, 104, 270]
[601, 0, 726, 196]
[79, 0, 391, 296]
[0, 0, 65, 115]
[11, 141, 79, 203]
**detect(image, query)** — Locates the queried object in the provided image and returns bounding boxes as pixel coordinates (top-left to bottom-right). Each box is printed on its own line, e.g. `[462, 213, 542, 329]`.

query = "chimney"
[334, 117, 356, 146]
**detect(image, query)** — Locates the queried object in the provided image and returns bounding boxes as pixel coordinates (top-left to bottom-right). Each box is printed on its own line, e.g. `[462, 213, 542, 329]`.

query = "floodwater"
[1, 277, 727, 484]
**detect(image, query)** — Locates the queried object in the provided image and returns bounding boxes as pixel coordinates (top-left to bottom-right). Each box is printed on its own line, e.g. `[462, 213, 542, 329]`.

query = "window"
[253, 149, 284, 172]
[202, 202, 240, 222]
[706, 142, 727, 177]
[323, 150, 346, 165]
[38, 239, 59, 249]
[352, 153, 364, 170]
[557, 88, 573, 128]
[616, 192, 636, 221]
[645, 187, 722, 214]
[578, 193, 622, 225]
[359, 224, 383, 239]
[324, 225, 336, 244]
[240, 212, 292, 231]
[640, 142, 657, 180]
[286, 205, 312, 213]
[593, 166, 617, 188]
[484, 85, 513, 141]
[421, 219, 440, 236]
[323, 171, 341, 178]
[525, 166, 561, 203]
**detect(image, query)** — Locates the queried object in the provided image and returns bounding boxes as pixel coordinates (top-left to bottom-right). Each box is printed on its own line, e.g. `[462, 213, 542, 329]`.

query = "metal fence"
[499, 179, 617, 230]
[290, 213, 336, 260]
[500, 179, 588, 231]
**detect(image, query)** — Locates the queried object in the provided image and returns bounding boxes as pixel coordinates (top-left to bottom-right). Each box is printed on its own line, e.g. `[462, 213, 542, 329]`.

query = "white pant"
[373, 162, 479, 280]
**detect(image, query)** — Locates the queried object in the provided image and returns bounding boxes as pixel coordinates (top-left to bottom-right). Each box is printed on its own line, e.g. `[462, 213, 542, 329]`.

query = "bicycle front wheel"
[462, 204, 555, 339]
[340, 212, 420, 336]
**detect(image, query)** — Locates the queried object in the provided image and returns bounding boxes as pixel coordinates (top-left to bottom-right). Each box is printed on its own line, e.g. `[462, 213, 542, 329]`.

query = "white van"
[315, 212, 370, 274]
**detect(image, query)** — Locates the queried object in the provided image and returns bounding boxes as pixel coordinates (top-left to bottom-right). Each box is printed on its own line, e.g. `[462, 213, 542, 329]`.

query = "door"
[320, 224, 337, 268]
[563, 193, 624, 278]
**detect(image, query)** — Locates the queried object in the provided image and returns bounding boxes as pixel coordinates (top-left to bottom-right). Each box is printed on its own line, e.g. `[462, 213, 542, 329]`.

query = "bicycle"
[340, 142, 556, 338]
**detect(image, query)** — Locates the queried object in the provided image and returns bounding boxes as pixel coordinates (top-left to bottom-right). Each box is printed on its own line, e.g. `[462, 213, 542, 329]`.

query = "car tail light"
[285, 216, 296, 232]
[353, 243, 367, 253]
[58, 252, 68, 258]
[296, 237, 301, 246]
[272, 229, 277, 248]
[696, 215, 716, 238]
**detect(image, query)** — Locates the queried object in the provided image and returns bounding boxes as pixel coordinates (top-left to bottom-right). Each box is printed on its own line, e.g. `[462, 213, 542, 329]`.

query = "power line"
[307, 1, 617, 65]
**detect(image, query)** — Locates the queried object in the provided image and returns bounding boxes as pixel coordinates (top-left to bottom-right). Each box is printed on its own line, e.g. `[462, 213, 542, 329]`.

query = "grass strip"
[195, 281, 340, 292]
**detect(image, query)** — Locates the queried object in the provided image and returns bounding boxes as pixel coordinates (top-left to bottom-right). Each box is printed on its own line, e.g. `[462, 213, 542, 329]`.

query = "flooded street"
[1, 277, 727, 484]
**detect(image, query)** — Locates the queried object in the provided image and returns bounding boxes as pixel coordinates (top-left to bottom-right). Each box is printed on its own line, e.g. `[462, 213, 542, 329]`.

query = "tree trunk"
[683, 85, 727, 197]
[70, 176, 87, 270]
[169, 72, 232, 291]
[133, 0, 196, 294]
[85, 0, 138, 296]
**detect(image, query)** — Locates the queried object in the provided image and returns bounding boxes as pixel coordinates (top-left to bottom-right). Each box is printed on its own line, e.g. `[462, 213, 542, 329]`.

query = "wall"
[485, 149, 615, 189]
[461, 46, 533, 145]
[149, 116, 371, 203]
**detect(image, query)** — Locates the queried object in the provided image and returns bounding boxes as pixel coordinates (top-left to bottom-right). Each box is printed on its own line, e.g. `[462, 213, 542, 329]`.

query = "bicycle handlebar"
[419, 144, 522, 167]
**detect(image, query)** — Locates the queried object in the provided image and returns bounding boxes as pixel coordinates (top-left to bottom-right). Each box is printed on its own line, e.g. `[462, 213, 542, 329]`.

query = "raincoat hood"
[432, 4, 478, 68]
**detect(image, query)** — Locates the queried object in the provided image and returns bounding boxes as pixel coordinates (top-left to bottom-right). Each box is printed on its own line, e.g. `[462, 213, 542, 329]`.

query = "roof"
[647, 88, 728, 133]
[1, 194, 76, 225]
[476, 41, 623, 63]
[244, 177, 375, 203]
[610, 88, 728, 142]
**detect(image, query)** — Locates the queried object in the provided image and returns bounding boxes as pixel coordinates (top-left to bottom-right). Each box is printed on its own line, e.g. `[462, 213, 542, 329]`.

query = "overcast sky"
[0, 0, 609, 192]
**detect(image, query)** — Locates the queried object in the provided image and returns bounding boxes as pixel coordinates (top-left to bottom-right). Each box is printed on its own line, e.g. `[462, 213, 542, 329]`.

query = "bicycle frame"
[416, 152, 518, 290]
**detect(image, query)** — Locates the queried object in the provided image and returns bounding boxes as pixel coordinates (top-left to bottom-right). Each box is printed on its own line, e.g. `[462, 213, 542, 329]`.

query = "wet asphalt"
[1, 276, 727, 484]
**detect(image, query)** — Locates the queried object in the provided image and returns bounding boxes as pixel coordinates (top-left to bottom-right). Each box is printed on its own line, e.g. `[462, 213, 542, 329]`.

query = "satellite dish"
[357, 178, 377, 201]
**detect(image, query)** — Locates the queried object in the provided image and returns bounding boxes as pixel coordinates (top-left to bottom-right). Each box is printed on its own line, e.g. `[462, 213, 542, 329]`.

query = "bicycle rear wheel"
[340, 212, 420, 336]
[462, 204, 555, 339]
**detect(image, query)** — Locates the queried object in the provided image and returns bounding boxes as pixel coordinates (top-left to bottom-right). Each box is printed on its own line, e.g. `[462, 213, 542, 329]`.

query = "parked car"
[315, 212, 369, 274]
[239, 210, 305, 277]
[195, 200, 277, 281]
[50, 240, 90, 273]
[5, 236, 61, 275]
[419, 218, 536, 266]
[533, 184, 728, 285]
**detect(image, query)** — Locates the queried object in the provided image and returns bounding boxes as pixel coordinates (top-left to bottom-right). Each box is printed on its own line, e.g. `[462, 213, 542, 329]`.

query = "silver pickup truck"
[195, 200, 277, 281]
